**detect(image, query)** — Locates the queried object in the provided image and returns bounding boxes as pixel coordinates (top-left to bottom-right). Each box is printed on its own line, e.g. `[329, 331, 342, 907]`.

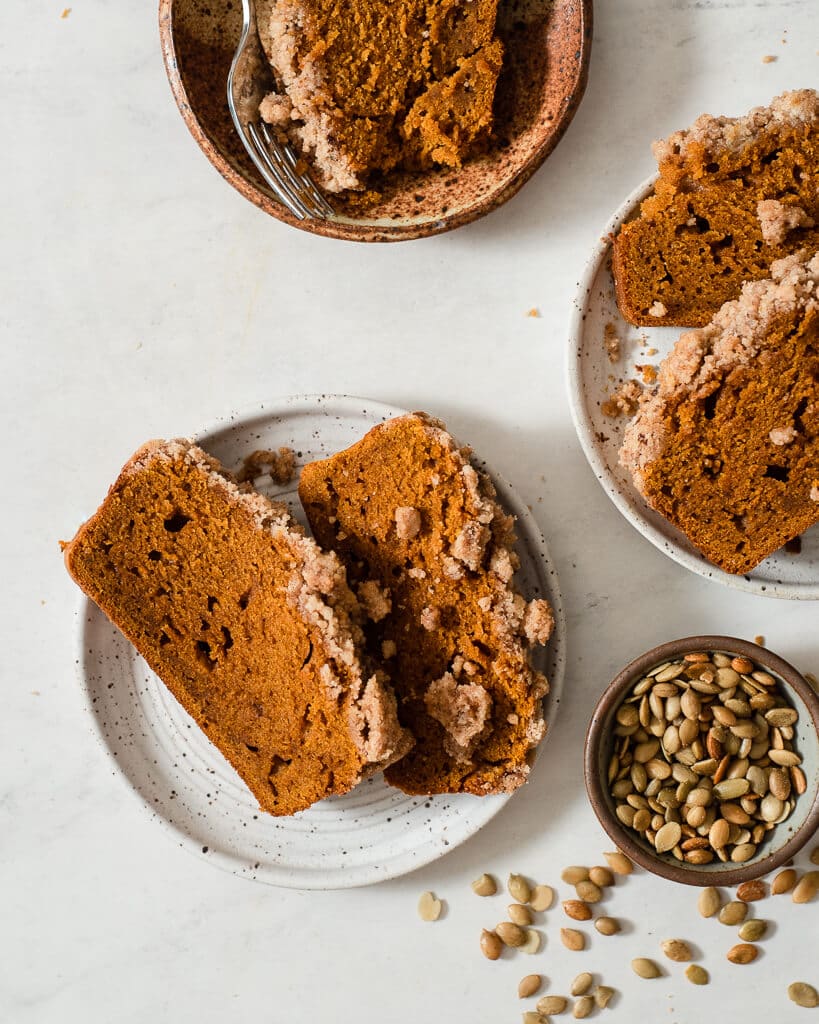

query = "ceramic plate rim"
[566, 178, 819, 601]
[157, 0, 593, 242]
[74, 394, 566, 888]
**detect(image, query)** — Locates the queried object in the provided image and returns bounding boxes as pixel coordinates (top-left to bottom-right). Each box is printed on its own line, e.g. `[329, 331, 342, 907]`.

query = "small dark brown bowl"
[158, 0, 592, 242]
[585, 636, 819, 887]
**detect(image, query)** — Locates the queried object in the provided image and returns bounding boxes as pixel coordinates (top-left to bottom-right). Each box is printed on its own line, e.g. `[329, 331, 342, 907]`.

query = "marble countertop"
[2, 0, 817, 1020]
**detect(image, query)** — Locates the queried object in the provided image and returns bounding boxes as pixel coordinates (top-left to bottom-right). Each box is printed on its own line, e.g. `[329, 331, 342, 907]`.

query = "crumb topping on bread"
[613, 90, 819, 327]
[620, 252, 819, 572]
[255, 0, 504, 192]
[757, 200, 816, 246]
[424, 672, 492, 763]
[299, 413, 553, 796]
[652, 89, 819, 164]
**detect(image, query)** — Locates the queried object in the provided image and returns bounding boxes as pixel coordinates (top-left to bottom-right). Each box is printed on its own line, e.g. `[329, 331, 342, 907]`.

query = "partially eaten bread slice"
[64, 439, 412, 815]
[620, 252, 819, 573]
[299, 413, 554, 796]
[613, 89, 819, 327]
[255, 0, 504, 192]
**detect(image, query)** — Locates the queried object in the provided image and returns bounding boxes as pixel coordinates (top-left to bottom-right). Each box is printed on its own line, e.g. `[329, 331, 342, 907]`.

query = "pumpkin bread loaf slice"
[613, 89, 819, 327]
[256, 0, 503, 192]
[64, 439, 412, 816]
[620, 252, 819, 574]
[299, 413, 554, 796]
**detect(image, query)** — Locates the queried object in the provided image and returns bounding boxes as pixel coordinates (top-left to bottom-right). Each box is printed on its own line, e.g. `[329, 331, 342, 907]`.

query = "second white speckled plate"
[77, 395, 566, 888]
[567, 178, 819, 600]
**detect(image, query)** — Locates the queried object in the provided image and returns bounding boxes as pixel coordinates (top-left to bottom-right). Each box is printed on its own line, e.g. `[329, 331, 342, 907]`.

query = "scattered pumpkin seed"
[529, 884, 555, 912]
[509, 874, 532, 904]
[561, 866, 590, 885]
[575, 880, 603, 904]
[719, 901, 748, 926]
[573, 996, 594, 1019]
[520, 929, 543, 955]
[509, 903, 534, 927]
[685, 964, 709, 986]
[738, 919, 768, 942]
[522, 1012, 544, 1024]
[497, 921, 527, 947]
[661, 938, 693, 962]
[726, 942, 758, 964]
[561, 928, 585, 951]
[417, 891, 442, 921]
[698, 886, 722, 918]
[594, 985, 615, 1009]
[563, 900, 592, 921]
[631, 957, 661, 979]
[571, 973, 593, 997]
[594, 917, 620, 936]
[788, 982, 819, 1008]
[519, 975, 543, 999]
[480, 929, 502, 960]
[603, 851, 633, 875]
[537, 995, 568, 1015]
[771, 868, 797, 894]
[736, 879, 766, 902]
[471, 873, 497, 897]
[792, 871, 819, 904]
[589, 865, 614, 887]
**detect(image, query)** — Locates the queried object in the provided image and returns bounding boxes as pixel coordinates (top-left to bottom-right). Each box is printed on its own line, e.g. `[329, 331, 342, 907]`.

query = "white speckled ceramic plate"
[77, 395, 566, 888]
[567, 178, 819, 600]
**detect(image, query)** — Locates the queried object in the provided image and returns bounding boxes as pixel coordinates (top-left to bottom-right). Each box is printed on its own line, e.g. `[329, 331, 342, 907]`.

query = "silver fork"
[227, 0, 333, 221]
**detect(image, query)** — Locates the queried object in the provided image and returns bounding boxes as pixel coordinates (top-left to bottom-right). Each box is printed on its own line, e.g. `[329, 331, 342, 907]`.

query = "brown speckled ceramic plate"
[158, 0, 592, 241]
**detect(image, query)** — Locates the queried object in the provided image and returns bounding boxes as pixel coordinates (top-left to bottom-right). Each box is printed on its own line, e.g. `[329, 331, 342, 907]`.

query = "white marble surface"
[2, 1, 818, 1020]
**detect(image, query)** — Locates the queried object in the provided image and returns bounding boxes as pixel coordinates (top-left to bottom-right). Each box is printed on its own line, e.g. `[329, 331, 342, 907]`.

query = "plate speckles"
[75, 395, 566, 888]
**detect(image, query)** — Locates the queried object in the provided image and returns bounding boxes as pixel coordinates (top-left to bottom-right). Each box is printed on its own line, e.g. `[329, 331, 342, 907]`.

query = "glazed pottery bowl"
[158, 0, 592, 241]
[585, 636, 819, 886]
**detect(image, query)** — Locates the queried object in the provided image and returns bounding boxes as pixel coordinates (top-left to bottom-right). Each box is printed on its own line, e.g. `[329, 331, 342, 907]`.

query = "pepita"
[417, 891, 442, 921]
[792, 871, 819, 904]
[471, 873, 497, 897]
[537, 995, 568, 1015]
[570, 973, 593, 997]
[573, 996, 594, 1019]
[509, 874, 532, 904]
[631, 957, 661, 979]
[518, 975, 542, 999]
[726, 942, 758, 964]
[788, 983, 819, 1008]
[660, 938, 693, 962]
[529, 884, 555, 912]
[560, 928, 585, 951]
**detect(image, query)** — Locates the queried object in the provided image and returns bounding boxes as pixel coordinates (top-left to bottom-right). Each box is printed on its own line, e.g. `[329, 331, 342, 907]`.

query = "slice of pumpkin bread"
[299, 413, 554, 796]
[255, 0, 503, 192]
[620, 252, 819, 574]
[613, 90, 819, 327]
[64, 440, 412, 816]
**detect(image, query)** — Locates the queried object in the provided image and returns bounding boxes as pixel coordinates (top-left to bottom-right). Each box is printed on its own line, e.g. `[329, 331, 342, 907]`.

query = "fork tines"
[247, 121, 334, 221]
